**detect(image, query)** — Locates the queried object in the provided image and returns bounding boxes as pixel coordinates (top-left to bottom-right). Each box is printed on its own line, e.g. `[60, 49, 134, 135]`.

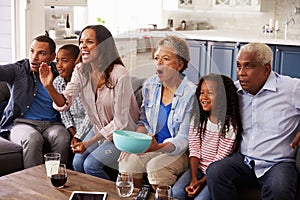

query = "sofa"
[0, 77, 146, 177]
[0, 136, 23, 176]
[0, 77, 299, 199]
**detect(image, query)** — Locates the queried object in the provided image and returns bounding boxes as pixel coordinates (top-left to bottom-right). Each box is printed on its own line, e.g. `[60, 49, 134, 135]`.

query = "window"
[0, 0, 12, 63]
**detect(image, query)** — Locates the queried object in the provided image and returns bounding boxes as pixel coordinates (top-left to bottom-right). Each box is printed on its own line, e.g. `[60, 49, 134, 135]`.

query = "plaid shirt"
[53, 76, 92, 140]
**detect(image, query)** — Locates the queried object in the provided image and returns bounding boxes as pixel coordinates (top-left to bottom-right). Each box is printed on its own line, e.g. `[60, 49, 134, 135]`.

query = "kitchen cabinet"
[213, 0, 261, 11]
[185, 39, 207, 84]
[178, 0, 193, 8]
[237, 43, 300, 78]
[206, 41, 239, 81]
[115, 38, 137, 76]
[274, 45, 300, 78]
[44, 0, 87, 6]
[240, 43, 277, 70]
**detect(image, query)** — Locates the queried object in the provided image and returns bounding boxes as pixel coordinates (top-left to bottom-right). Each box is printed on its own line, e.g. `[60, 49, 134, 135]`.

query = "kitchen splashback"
[162, 0, 300, 34]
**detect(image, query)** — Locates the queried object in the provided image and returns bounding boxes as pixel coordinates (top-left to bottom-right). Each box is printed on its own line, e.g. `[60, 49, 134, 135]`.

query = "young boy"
[53, 44, 92, 150]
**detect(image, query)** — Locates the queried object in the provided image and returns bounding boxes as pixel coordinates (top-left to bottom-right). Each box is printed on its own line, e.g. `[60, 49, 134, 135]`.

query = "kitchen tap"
[284, 17, 295, 39]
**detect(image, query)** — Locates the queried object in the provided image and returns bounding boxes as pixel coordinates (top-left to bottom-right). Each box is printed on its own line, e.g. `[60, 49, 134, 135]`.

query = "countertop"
[53, 29, 300, 47]
[114, 29, 300, 46]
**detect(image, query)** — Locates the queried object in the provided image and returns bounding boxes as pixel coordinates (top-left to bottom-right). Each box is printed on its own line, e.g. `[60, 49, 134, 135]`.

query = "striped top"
[189, 119, 237, 174]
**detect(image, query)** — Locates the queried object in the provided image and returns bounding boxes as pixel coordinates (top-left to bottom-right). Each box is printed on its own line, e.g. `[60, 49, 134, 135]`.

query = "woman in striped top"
[172, 73, 242, 200]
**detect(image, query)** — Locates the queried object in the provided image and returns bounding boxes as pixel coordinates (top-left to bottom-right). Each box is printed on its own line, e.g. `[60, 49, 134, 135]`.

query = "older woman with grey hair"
[118, 35, 197, 190]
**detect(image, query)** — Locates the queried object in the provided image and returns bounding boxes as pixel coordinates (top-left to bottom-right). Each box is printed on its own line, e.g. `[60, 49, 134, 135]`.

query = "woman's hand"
[144, 135, 159, 152]
[118, 151, 129, 162]
[39, 62, 53, 88]
[71, 141, 87, 154]
[185, 180, 205, 197]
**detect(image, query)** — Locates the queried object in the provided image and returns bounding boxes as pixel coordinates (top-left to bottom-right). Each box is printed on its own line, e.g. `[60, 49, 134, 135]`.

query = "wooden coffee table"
[0, 164, 155, 200]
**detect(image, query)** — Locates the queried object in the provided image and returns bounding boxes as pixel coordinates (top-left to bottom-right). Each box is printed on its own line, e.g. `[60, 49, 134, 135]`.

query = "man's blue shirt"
[0, 59, 59, 135]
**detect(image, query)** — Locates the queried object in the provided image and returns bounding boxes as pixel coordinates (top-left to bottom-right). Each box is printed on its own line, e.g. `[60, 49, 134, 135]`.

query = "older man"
[206, 43, 300, 200]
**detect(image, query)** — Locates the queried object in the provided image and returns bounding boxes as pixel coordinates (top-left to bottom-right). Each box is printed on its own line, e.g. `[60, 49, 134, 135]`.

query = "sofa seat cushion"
[0, 137, 23, 176]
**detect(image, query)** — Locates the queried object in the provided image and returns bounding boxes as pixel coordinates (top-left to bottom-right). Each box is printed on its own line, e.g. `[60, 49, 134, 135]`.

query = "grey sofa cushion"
[131, 76, 146, 109]
[0, 137, 23, 176]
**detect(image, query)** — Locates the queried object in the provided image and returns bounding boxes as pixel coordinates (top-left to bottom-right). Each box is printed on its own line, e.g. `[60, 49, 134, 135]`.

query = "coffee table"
[0, 164, 155, 200]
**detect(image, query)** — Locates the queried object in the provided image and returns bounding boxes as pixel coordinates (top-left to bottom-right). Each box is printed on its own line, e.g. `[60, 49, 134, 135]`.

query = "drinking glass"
[50, 163, 67, 188]
[44, 153, 61, 177]
[115, 172, 134, 197]
[155, 185, 173, 200]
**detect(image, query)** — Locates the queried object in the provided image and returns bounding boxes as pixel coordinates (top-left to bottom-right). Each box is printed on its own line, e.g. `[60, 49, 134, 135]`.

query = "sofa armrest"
[0, 137, 23, 176]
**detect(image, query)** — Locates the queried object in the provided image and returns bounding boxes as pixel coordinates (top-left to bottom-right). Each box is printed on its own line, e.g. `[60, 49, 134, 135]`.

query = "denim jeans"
[172, 168, 211, 200]
[206, 152, 298, 200]
[72, 129, 121, 180]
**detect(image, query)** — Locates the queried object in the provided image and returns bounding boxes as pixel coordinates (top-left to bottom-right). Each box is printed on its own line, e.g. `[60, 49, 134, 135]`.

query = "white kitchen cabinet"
[213, 0, 261, 11]
[178, 0, 193, 8]
[44, 0, 87, 6]
[114, 38, 137, 75]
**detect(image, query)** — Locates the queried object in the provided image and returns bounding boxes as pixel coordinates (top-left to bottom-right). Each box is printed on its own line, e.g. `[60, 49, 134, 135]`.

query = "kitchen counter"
[118, 29, 300, 46]
[53, 29, 300, 47]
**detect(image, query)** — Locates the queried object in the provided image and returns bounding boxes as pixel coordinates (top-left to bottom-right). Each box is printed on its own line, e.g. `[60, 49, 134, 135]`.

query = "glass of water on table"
[44, 153, 61, 178]
[116, 172, 134, 197]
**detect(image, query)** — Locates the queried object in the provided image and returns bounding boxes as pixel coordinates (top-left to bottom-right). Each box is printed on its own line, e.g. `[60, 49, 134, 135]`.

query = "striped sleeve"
[188, 126, 201, 159]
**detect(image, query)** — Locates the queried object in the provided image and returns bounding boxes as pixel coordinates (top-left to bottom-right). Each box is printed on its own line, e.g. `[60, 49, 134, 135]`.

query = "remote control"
[136, 184, 151, 200]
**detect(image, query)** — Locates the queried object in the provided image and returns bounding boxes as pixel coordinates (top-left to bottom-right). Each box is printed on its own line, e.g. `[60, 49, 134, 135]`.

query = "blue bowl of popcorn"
[113, 130, 152, 153]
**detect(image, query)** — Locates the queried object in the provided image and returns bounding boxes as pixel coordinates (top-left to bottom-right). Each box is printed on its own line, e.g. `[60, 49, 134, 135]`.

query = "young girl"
[172, 73, 242, 200]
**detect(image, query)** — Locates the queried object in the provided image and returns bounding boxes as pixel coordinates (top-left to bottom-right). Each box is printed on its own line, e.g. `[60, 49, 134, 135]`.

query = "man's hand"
[290, 131, 300, 149]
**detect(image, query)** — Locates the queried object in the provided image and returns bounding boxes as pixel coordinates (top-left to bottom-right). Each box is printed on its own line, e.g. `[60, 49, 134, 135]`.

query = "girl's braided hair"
[194, 73, 243, 151]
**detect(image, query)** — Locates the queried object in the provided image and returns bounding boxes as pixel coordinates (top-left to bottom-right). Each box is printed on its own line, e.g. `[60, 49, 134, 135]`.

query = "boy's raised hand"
[39, 62, 53, 88]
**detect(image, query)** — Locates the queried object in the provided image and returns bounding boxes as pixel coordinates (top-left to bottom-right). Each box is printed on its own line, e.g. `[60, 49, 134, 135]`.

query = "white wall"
[87, 0, 163, 35]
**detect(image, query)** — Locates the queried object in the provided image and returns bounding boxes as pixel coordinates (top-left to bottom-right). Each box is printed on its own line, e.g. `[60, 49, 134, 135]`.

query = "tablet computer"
[69, 191, 107, 200]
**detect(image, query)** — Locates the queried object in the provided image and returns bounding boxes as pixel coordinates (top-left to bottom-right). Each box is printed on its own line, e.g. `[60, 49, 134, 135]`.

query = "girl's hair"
[58, 44, 80, 62]
[78, 25, 124, 89]
[195, 73, 242, 151]
[157, 35, 190, 73]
